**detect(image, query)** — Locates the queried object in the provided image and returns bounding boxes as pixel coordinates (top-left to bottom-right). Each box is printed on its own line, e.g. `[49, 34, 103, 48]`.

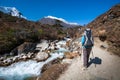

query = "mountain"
[0, 11, 67, 55]
[87, 4, 120, 56]
[0, 6, 26, 19]
[0, 10, 82, 55]
[39, 16, 80, 28]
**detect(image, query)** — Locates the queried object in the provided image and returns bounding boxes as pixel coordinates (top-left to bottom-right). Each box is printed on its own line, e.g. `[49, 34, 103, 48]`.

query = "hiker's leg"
[86, 48, 92, 67]
[83, 48, 87, 68]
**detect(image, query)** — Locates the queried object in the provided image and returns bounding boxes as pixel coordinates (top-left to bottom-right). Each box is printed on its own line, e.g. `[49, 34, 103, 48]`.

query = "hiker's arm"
[81, 36, 85, 46]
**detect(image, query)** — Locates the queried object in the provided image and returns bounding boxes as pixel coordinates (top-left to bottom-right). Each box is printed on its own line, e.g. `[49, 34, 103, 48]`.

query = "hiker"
[81, 28, 94, 70]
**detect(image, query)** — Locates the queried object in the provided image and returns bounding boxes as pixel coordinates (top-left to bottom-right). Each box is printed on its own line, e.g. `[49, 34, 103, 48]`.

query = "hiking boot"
[81, 67, 87, 71]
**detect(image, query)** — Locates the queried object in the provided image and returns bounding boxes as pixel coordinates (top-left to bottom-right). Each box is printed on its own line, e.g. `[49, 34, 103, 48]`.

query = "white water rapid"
[0, 53, 64, 80]
[0, 40, 68, 80]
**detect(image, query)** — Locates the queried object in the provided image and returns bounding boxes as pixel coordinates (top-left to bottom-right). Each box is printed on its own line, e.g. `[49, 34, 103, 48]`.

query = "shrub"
[38, 29, 43, 35]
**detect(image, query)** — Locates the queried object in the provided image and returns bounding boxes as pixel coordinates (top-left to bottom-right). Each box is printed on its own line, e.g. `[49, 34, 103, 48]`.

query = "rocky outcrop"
[38, 63, 68, 80]
[0, 39, 57, 66]
[34, 52, 49, 62]
[0, 38, 82, 67]
[0, 53, 32, 66]
[10, 42, 37, 56]
[41, 58, 62, 73]
[0, 40, 48, 66]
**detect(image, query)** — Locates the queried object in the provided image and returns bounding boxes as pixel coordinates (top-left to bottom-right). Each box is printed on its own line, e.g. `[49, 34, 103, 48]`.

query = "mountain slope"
[39, 16, 80, 28]
[0, 6, 26, 19]
[87, 4, 120, 56]
[0, 11, 66, 55]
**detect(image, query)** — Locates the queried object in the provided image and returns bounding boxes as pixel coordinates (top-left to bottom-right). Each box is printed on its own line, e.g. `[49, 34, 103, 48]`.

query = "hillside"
[87, 4, 120, 56]
[0, 11, 67, 55]
[0, 6, 26, 19]
[0, 10, 82, 56]
[39, 16, 80, 28]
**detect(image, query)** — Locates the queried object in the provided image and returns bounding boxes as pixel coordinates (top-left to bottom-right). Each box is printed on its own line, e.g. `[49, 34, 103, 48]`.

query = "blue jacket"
[81, 35, 93, 48]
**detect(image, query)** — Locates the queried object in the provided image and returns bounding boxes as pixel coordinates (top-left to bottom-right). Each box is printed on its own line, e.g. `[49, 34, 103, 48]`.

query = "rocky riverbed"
[0, 38, 82, 80]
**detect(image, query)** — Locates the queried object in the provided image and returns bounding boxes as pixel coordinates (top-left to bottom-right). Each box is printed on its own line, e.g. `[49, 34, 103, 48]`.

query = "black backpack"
[83, 29, 94, 47]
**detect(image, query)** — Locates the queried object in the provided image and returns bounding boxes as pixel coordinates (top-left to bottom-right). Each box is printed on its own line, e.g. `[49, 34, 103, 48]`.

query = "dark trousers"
[83, 48, 92, 67]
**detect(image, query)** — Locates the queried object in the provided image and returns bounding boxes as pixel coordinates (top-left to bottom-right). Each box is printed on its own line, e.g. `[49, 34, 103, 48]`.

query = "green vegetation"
[58, 30, 65, 35]
[38, 29, 43, 35]
[0, 11, 70, 54]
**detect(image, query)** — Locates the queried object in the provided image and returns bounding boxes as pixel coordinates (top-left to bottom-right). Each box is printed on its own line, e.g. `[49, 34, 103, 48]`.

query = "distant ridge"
[39, 16, 80, 28]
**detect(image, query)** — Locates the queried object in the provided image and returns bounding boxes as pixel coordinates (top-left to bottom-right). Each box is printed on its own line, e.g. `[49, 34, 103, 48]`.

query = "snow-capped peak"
[0, 6, 26, 19]
[39, 15, 80, 28]
[45, 16, 79, 25]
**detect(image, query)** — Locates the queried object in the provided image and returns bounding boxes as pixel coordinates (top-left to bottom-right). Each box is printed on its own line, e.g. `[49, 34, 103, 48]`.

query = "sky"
[0, 0, 120, 25]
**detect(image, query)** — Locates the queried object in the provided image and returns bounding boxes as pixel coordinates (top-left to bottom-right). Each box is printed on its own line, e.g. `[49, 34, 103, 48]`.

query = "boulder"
[41, 58, 62, 73]
[12, 56, 20, 62]
[0, 61, 6, 66]
[36, 40, 49, 51]
[21, 55, 28, 61]
[38, 64, 68, 80]
[34, 52, 49, 62]
[66, 40, 71, 47]
[48, 43, 55, 50]
[42, 49, 51, 54]
[10, 42, 36, 56]
[0, 57, 4, 61]
[6, 58, 13, 63]
[0, 57, 14, 66]
[2, 60, 10, 66]
[27, 52, 35, 58]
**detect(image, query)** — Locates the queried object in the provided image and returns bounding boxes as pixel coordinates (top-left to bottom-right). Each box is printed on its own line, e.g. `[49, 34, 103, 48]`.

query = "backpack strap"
[84, 34, 88, 46]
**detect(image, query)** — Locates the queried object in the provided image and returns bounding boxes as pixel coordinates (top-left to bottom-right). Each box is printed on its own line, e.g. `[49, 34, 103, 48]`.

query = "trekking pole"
[91, 48, 96, 68]
[80, 44, 84, 66]
[80, 42, 83, 56]
[91, 48, 94, 58]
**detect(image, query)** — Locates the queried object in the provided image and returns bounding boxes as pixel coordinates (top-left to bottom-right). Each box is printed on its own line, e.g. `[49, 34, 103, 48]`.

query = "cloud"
[45, 15, 79, 25]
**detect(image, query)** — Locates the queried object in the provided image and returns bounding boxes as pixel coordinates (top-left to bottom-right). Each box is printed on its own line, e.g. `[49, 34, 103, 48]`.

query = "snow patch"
[45, 15, 79, 25]
[0, 6, 26, 19]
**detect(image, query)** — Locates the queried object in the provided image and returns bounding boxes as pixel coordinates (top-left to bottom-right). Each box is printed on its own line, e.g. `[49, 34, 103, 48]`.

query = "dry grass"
[64, 52, 80, 59]
[87, 4, 120, 56]
[0, 11, 66, 54]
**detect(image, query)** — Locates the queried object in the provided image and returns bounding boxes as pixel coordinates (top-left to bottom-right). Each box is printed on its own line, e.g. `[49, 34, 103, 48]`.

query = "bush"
[38, 29, 43, 35]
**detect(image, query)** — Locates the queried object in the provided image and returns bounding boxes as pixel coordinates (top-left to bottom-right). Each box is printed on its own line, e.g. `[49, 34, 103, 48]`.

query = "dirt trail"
[58, 39, 120, 80]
